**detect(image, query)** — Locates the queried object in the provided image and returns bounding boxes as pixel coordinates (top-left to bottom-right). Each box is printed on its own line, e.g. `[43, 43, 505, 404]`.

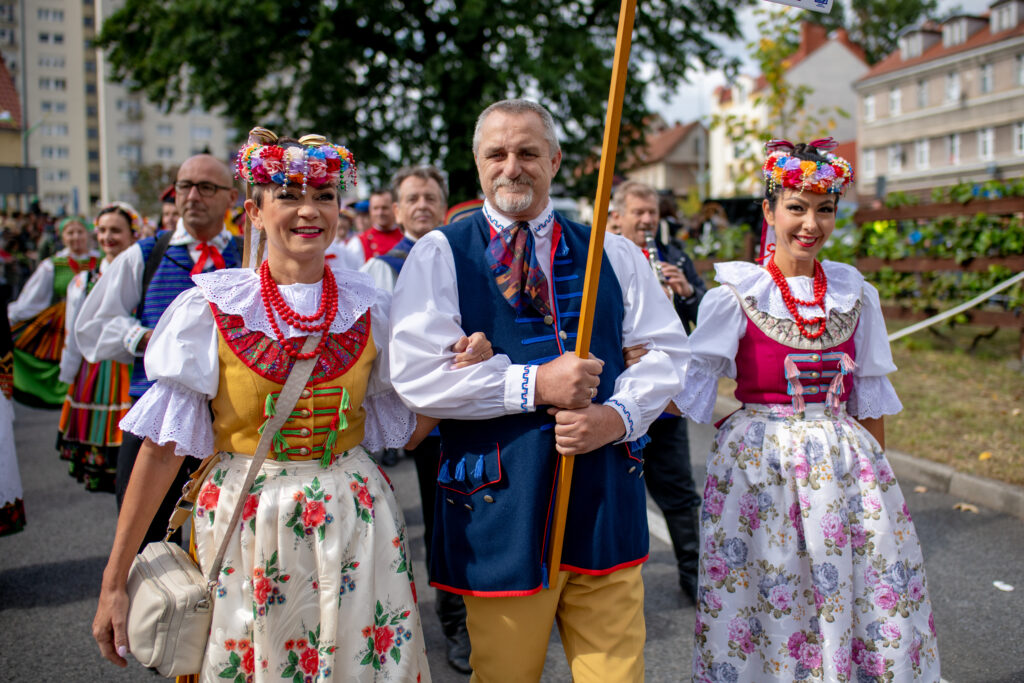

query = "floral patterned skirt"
[193, 447, 430, 682]
[692, 403, 939, 683]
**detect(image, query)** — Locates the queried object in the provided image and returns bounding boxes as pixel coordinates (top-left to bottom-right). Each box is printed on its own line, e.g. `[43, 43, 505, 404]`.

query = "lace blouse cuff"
[847, 375, 903, 419]
[361, 391, 416, 453]
[671, 362, 722, 424]
[119, 380, 214, 458]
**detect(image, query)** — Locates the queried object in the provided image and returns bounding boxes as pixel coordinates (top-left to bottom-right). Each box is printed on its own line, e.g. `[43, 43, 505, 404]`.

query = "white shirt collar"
[482, 199, 556, 237]
[169, 217, 234, 249]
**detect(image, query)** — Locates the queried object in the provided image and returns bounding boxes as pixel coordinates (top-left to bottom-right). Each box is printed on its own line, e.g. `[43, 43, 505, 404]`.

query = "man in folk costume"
[76, 154, 242, 548]
[390, 98, 690, 681]
[346, 186, 403, 263]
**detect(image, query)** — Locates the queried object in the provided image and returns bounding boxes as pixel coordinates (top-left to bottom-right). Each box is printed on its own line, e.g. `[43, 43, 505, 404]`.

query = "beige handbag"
[124, 336, 320, 677]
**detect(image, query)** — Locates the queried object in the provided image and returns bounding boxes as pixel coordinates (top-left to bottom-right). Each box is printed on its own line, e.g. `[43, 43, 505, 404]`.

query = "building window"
[942, 19, 968, 47]
[43, 169, 71, 182]
[889, 87, 901, 116]
[38, 55, 66, 68]
[89, 172, 100, 183]
[945, 72, 961, 103]
[978, 128, 995, 161]
[190, 125, 212, 140]
[38, 8, 65, 21]
[117, 123, 142, 137]
[88, 150, 99, 161]
[888, 144, 904, 174]
[38, 77, 67, 91]
[917, 79, 928, 109]
[1015, 122, 1024, 156]
[992, 3, 1018, 33]
[1017, 55, 1024, 87]
[156, 146, 175, 160]
[157, 124, 173, 136]
[915, 139, 930, 169]
[980, 63, 994, 94]
[862, 149, 876, 177]
[864, 94, 876, 122]
[948, 133, 961, 165]
[41, 146, 70, 159]
[40, 124, 69, 136]
[117, 144, 141, 162]
[87, 127, 98, 139]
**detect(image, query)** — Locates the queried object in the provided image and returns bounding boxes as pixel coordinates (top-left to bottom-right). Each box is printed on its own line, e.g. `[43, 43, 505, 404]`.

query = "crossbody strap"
[204, 334, 321, 585]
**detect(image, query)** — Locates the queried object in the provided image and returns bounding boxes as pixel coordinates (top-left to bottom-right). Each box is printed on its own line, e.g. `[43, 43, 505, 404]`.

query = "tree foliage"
[803, 0, 939, 65]
[98, 0, 754, 200]
[711, 8, 849, 195]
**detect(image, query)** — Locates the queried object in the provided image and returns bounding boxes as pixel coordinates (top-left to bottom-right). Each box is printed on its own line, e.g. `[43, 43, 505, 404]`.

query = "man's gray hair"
[612, 180, 658, 214]
[391, 165, 449, 204]
[472, 99, 561, 158]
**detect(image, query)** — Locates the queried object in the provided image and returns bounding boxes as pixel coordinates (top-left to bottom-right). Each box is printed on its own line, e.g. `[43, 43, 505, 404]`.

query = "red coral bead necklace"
[767, 256, 828, 339]
[259, 259, 338, 359]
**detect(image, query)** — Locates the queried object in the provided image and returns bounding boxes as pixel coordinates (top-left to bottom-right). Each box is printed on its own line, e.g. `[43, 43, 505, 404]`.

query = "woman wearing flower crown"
[675, 140, 939, 681]
[92, 130, 487, 681]
[57, 202, 140, 492]
[8, 215, 101, 408]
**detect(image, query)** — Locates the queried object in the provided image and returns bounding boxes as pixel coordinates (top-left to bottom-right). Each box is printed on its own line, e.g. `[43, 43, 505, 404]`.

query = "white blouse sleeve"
[8, 258, 55, 323]
[672, 286, 746, 423]
[362, 289, 416, 452]
[118, 288, 219, 457]
[74, 244, 147, 364]
[848, 282, 903, 419]
[58, 272, 89, 384]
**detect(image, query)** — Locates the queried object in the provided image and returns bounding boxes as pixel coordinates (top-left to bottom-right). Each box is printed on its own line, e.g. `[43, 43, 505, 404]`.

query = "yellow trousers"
[463, 565, 645, 683]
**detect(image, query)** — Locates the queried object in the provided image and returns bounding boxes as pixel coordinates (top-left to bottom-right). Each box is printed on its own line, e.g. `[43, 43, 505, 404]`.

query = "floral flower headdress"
[235, 127, 357, 194]
[96, 201, 143, 233]
[758, 138, 854, 263]
[762, 138, 854, 196]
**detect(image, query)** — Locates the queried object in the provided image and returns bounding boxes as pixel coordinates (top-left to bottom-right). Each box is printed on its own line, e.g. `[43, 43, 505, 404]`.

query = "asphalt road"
[1, 403, 1022, 682]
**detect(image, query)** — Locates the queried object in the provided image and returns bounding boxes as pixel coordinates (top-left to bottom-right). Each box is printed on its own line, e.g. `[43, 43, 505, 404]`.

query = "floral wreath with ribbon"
[758, 137, 854, 262]
[57, 215, 93, 233]
[235, 127, 358, 194]
[95, 201, 143, 233]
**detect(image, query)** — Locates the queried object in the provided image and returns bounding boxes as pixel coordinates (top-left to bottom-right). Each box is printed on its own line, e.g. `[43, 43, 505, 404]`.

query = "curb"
[711, 397, 1024, 520]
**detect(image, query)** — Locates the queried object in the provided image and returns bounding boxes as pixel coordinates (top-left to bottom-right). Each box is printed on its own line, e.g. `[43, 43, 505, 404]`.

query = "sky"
[647, 0, 997, 126]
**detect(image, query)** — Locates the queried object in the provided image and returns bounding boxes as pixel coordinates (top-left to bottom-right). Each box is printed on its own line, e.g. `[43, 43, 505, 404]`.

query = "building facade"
[5, 0, 234, 215]
[854, 0, 1024, 198]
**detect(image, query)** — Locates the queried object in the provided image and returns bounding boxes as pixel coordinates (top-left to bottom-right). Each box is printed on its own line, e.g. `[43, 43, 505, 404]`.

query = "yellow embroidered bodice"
[209, 303, 376, 463]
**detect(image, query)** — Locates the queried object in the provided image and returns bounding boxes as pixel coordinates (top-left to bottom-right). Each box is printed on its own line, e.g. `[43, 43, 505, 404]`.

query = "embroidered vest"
[432, 211, 648, 596]
[357, 227, 403, 262]
[50, 256, 96, 304]
[209, 304, 375, 462]
[732, 288, 861, 409]
[129, 235, 242, 397]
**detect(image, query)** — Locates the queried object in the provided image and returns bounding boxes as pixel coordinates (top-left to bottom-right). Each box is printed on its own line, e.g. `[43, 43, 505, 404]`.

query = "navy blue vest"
[432, 210, 648, 596]
[130, 234, 242, 397]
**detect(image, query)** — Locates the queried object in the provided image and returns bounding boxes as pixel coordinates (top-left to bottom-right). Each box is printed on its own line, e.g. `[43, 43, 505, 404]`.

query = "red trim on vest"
[357, 226, 403, 262]
[559, 554, 648, 576]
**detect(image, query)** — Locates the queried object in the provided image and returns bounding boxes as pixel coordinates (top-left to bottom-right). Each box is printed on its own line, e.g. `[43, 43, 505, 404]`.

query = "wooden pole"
[546, 0, 637, 589]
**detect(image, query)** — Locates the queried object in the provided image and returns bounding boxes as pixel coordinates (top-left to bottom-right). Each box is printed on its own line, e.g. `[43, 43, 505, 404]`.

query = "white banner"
[762, 0, 835, 13]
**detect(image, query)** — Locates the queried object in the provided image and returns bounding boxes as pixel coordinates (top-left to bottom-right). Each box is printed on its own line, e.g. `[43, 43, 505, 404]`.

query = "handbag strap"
[203, 334, 322, 585]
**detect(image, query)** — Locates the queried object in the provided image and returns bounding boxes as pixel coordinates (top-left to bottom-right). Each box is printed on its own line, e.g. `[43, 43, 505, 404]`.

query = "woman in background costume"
[0, 282, 25, 535]
[57, 203, 140, 492]
[8, 216, 100, 408]
[675, 140, 940, 681]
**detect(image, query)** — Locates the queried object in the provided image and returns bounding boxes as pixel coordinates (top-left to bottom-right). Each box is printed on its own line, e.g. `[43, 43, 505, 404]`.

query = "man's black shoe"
[445, 628, 472, 674]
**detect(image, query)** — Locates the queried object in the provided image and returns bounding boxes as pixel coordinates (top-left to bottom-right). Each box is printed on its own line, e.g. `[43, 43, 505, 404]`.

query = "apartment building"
[623, 120, 708, 200]
[709, 22, 869, 197]
[854, 0, 1024, 198]
[6, 0, 234, 215]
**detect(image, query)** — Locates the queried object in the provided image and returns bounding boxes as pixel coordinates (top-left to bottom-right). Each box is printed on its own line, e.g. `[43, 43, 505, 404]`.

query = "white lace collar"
[714, 260, 864, 321]
[192, 264, 377, 338]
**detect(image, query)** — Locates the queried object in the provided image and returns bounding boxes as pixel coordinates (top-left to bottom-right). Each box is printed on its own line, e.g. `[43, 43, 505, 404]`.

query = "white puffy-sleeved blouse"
[673, 260, 903, 424]
[119, 265, 416, 457]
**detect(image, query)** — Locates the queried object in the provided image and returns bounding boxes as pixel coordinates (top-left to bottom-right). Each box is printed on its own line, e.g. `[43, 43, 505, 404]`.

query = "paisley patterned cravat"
[485, 221, 551, 318]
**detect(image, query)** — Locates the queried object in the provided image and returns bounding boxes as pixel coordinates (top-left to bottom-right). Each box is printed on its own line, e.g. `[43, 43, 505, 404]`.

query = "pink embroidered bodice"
[727, 283, 863, 411]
